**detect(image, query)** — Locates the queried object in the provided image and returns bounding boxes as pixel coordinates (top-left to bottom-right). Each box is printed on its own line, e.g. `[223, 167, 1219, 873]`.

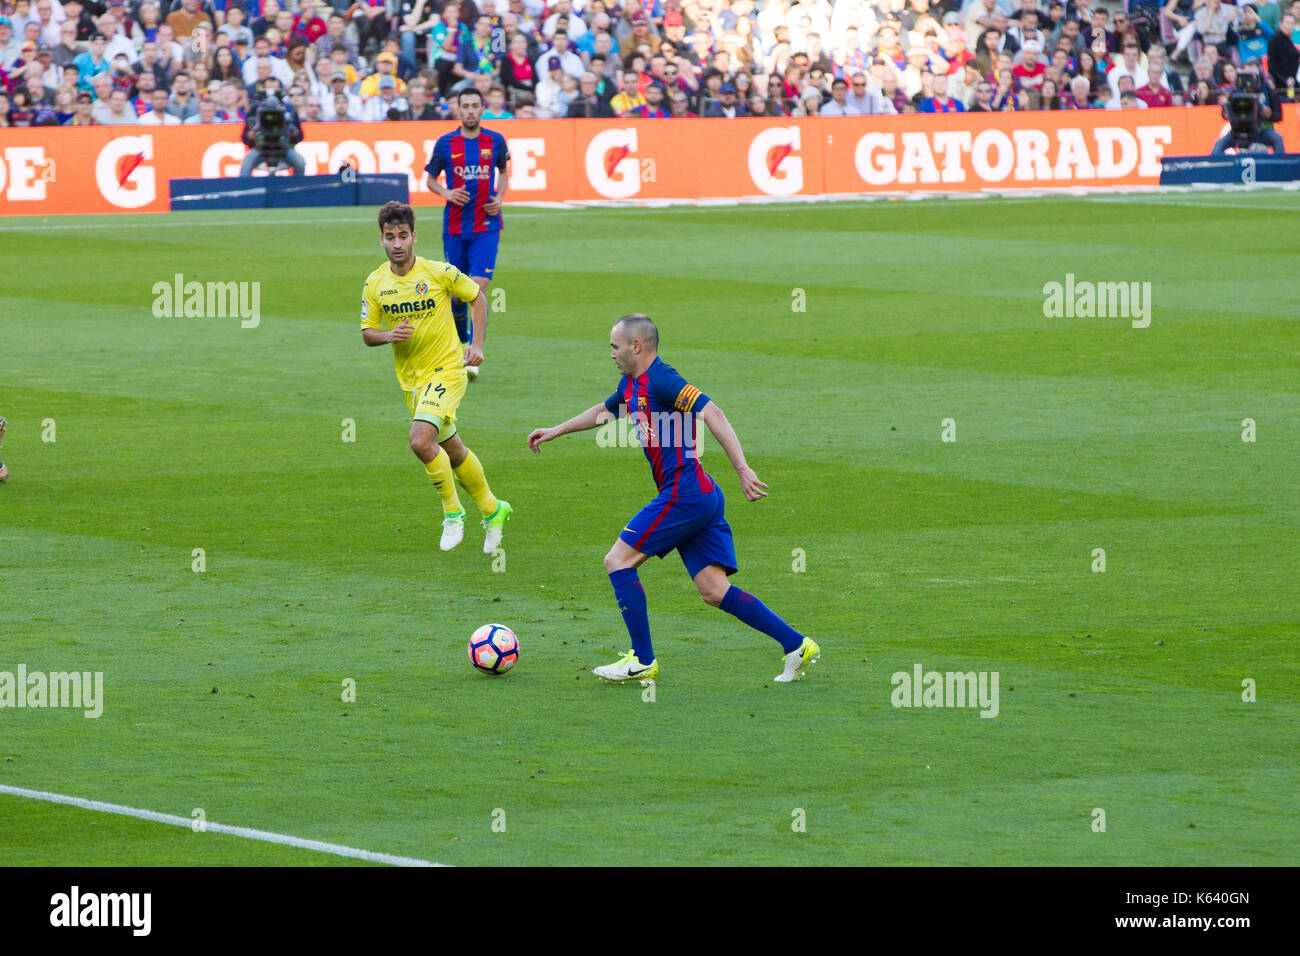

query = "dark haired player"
[361, 201, 512, 553]
[527, 314, 820, 684]
[423, 87, 510, 381]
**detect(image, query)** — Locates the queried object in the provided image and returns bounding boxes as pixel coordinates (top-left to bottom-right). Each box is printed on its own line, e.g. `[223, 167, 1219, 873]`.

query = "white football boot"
[440, 511, 466, 551]
[593, 649, 659, 682]
[774, 637, 821, 683]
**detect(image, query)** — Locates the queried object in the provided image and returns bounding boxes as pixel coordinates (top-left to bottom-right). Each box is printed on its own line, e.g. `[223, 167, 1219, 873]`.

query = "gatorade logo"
[96, 135, 156, 209]
[747, 126, 803, 196]
[585, 127, 641, 199]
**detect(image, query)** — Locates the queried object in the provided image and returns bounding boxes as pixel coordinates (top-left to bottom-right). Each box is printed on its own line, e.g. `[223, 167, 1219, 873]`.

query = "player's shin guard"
[719, 585, 804, 654]
[424, 450, 463, 514]
[609, 568, 654, 664]
[452, 449, 498, 517]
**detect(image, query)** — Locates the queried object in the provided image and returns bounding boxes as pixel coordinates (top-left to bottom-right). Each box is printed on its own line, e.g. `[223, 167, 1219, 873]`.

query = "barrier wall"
[0, 106, 1291, 216]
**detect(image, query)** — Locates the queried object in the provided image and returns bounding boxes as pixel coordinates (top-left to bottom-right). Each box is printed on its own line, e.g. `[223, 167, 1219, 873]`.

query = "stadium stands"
[1, 0, 1297, 128]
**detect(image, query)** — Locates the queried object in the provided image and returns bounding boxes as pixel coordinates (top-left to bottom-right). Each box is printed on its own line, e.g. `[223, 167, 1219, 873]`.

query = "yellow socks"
[424, 451, 463, 514]
[453, 449, 498, 517]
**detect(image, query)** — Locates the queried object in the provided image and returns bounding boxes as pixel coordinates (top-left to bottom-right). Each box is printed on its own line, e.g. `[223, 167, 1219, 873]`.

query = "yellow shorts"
[406, 366, 468, 438]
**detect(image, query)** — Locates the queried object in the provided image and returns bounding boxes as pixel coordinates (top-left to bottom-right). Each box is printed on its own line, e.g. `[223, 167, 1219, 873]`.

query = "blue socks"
[720, 585, 804, 654]
[609, 568, 654, 663]
[608, 575, 803, 661]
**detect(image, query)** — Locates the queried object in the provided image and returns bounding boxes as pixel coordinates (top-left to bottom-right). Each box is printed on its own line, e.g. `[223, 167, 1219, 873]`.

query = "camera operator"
[1211, 61, 1286, 156]
[240, 86, 306, 176]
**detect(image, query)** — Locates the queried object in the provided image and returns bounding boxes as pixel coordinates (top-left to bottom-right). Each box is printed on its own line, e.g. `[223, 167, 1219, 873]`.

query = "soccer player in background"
[423, 87, 510, 382]
[527, 314, 820, 684]
[361, 202, 512, 553]
[0, 416, 7, 483]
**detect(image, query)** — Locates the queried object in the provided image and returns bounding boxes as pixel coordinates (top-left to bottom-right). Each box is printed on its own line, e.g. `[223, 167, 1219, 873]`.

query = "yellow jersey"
[361, 256, 480, 390]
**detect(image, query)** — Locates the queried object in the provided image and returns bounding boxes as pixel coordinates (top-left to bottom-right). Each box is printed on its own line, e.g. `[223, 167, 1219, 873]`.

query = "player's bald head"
[612, 313, 659, 352]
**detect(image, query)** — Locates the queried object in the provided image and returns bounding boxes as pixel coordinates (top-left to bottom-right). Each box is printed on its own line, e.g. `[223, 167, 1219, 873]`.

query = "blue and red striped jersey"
[604, 356, 716, 497]
[424, 128, 510, 237]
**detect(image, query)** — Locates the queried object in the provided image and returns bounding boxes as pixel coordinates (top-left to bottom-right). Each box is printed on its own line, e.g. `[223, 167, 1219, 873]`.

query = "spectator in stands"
[1083, 7, 1115, 52]
[705, 79, 745, 115]
[348, 0, 390, 56]
[543, 28, 585, 78]
[533, 55, 565, 116]
[97, 84, 138, 122]
[316, 12, 356, 65]
[1013, 39, 1047, 90]
[610, 67, 645, 113]
[919, 71, 965, 111]
[72, 30, 109, 89]
[167, 0, 212, 40]
[1189, 77, 1215, 104]
[1136, 62, 1175, 106]
[131, 68, 157, 110]
[140, 85, 180, 122]
[1268, 12, 1299, 89]
[215, 80, 244, 120]
[1064, 74, 1093, 108]
[670, 88, 697, 116]
[168, 69, 199, 119]
[363, 74, 407, 119]
[185, 96, 220, 122]
[406, 82, 439, 119]
[566, 71, 614, 115]
[213, 45, 240, 82]
[500, 31, 536, 98]
[293, 0, 327, 44]
[65, 88, 95, 123]
[820, 76, 855, 114]
[1107, 73, 1146, 107]
[1106, 36, 1144, 96]
[627, 78, 668, 116]
[220, 5, 254, 48]
[330, 91, 355, 120]
[1032, 76, 1059, 108]
[51, 20, 80, 72]
[992, 66, 1026, 109]
[1187, 0, 1235, 59]
[968, 77, 995, 110]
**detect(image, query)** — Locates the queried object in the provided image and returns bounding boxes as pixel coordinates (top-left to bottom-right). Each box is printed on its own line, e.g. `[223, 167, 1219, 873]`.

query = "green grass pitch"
[1, 193, 1296, 866]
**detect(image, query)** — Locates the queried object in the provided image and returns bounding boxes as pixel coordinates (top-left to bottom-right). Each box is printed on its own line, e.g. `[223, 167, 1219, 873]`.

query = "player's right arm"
[362, 323, 413, 346]
[359, 279, 413, 346]
[423, 137, 470, 204]
[527, 403, 616, 452]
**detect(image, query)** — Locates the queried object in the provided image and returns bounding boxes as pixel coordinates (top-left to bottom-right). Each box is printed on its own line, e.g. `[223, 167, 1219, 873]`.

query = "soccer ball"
[468, 623, 518, 675]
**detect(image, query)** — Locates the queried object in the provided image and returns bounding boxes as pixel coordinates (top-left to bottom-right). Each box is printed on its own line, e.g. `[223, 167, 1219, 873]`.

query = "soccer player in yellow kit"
[361, 201, 512, 553]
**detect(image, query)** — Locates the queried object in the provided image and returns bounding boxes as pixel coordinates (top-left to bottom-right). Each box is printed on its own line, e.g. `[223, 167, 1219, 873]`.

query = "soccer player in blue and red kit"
[527, 314, 821, 684]
[423, 87, 509, 381]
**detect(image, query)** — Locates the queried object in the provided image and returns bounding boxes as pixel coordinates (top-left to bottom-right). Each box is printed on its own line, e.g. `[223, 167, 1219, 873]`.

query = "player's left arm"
[485, 137, 510, 215]
[465, 290, 487, 366]
[446, 265, 487, 365]
[484, 169, 509, 215]
[698, 402, 768, 502]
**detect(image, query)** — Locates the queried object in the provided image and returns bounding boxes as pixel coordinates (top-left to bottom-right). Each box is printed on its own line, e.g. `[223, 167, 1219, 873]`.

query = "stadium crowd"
[1, 0, 1298, 125]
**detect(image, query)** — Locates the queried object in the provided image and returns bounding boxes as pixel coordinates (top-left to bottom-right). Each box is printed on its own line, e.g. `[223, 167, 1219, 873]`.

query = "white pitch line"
[1084, 196, 1300, 212]
[0, 212, 548, 231]
[0, 783, 446, 867]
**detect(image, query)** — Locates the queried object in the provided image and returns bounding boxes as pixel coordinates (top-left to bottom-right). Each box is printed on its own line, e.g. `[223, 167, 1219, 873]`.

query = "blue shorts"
[443, 231, 500, 281]
[620, 486, 738, 579]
